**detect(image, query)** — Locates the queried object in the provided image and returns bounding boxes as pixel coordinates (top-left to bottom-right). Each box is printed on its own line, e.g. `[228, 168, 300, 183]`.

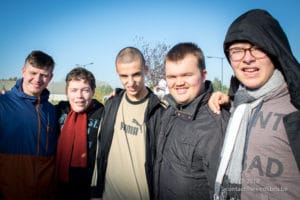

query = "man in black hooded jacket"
[210, 9, 300, 200]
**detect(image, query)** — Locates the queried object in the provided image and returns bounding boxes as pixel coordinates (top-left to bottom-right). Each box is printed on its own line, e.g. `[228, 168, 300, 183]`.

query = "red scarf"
[56, 108, 88, 182]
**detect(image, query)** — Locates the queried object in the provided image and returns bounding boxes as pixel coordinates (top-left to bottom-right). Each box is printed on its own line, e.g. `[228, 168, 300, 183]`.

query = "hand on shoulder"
[208, 91, 230, 114]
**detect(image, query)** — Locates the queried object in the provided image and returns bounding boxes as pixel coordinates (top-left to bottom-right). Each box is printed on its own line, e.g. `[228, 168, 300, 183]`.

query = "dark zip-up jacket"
[154, 81, 229, 200]
[0, 78, 58, 200]
[56, 99, 104, 199]
[91, 88, 164, 199]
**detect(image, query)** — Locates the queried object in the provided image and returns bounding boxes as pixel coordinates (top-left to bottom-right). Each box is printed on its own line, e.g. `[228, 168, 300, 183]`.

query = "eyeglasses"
[228, 46, 267, 61]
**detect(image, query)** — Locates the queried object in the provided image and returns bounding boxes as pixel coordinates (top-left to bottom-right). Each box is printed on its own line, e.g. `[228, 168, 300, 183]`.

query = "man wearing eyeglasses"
[211, 9, 300, 200]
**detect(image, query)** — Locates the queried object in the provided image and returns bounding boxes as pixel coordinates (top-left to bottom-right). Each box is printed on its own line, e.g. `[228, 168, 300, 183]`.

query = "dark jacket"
[0, 78, 58, 200]
[91, 88, 165, 199]
[224, 9, 300, 170]
[55, 99, 104, 200]
[154, 81, 229, 200]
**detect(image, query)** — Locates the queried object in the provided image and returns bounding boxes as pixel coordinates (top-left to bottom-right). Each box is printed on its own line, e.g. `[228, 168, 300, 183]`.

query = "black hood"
[224, 9, 300, 109]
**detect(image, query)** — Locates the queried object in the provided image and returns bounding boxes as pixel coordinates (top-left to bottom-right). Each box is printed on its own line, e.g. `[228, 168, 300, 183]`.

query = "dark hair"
[165, 42, 206, 70]
[115, 47, 145, 68]
[65, 67, 96, 91]
[25, 50, 55, 71]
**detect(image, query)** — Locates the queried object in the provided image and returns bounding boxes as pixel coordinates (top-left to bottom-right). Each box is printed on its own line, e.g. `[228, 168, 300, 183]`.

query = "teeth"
[244, 68, 257, 72]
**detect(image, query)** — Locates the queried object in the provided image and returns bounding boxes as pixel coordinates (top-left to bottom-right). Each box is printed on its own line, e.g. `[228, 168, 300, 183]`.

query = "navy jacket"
[0, 78, 58, 199]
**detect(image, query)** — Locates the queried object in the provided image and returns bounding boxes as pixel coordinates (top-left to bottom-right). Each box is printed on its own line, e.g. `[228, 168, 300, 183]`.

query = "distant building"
[49, 94, 67, 101]
[0, 80, 16, 93]
[48, 82, 67, 102]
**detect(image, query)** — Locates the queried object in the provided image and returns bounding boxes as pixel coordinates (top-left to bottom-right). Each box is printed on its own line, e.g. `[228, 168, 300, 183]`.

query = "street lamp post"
[76, 62, 94, 68]
[207, 56, 225, 91]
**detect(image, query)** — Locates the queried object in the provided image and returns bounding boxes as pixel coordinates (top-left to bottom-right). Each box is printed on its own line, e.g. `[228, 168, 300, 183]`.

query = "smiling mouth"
[175, 87, 188, 94]
[75, 101, 85, 105]
[127, 87, 137, 92]
[242, 67, 259, 72]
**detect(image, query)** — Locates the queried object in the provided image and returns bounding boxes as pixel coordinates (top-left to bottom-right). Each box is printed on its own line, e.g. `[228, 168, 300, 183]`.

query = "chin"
[243, 82, 262, 90]
[175, 98, 187, 105]
[73, 107, 85, 113]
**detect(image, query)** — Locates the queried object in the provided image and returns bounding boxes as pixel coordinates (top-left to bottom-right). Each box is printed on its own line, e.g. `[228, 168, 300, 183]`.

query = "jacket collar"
[10, 78, 50, 103]
[113, 87, 162, 118]
[167, 81, 213, 120]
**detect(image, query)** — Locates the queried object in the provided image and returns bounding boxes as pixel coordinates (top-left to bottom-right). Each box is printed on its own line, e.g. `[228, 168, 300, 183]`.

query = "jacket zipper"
[35, 97, 41, 155]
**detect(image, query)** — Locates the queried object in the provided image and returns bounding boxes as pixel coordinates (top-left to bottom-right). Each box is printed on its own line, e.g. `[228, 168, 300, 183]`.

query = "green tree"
[9, 77, 18, 81]
[94, 82, 113, 104]
[212, 77, 228, 93]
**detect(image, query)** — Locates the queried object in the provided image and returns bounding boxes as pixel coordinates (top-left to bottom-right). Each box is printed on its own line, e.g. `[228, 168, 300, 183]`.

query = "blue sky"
[1, 0, 299, 88]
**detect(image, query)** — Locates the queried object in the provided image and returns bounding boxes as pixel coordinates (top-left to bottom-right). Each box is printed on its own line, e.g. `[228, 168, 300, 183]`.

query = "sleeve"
[204, 108, 229, 198]
[90, 111, 105, 198]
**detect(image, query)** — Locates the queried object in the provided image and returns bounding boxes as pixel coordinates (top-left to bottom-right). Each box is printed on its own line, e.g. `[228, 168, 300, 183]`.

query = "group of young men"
[0, 9, 299, 200]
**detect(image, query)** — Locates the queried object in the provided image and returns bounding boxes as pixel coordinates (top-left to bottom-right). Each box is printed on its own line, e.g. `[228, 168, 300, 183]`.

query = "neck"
[234, 69, 285, 106]
[245, 69, 284, 98]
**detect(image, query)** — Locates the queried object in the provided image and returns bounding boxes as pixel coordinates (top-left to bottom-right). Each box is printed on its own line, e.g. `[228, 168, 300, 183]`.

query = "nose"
[34, 74, 43, 82]
[243, 49, 256, 63]
[127, 76, 135, 86]
[175, 77, 185, 86]
[75, 90, 84, 98]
